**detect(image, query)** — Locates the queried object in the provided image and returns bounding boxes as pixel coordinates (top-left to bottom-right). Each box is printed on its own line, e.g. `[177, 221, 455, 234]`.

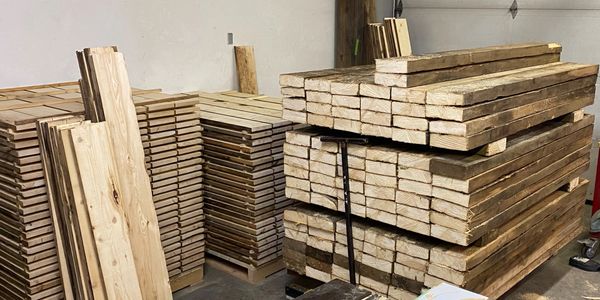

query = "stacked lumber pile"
[280, 43, 596, 152]
[284, 180, 587, 299]
[281, 43, 596, 299]
[134, 92, 205, 287]
[0, 87, 205, 296]
[0, 83, 86, 300]
[195, 90, 298, 279]
[284, 117, 593, 245]
[368, 18, 412, 59]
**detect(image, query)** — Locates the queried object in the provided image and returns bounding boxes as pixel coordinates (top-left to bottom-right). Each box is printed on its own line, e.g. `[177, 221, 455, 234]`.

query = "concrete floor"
[175, 213, 600, 300]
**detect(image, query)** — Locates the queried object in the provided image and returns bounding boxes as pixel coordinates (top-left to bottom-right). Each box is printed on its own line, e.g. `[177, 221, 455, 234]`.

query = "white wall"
[401, 0, 600, 198]
[0, 0, 335, 96]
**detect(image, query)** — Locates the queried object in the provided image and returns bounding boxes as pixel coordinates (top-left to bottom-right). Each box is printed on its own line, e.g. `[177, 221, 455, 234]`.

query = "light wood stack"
[195, 90, 299, 281]
[134, 92, 206, 288]
[280, 43, 597, 153]
[284, 180, 587, 299]
[284, 117, 593, 246]
[0, 83, 205, 298]
[281, 42, 596, 299]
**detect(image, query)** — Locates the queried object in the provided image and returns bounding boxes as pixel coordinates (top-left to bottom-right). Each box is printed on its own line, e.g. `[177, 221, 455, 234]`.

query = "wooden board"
[234, 46, 259, 95]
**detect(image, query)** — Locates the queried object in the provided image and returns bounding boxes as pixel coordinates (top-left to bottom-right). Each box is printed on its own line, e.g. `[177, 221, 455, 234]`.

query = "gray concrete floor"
[175, 211, 600, 300]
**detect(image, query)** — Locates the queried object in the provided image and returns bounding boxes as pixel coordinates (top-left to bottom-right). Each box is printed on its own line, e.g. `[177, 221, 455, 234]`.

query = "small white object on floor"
[417, 283, 487, 300]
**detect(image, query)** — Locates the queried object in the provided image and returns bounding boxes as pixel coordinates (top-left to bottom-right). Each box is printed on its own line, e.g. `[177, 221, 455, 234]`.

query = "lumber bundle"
[284, 178, 587, 299]
[0, 83, 87, 300]
[280, 43, 597, 152]
[284, 115, 593, 245]
[134, 92, 206, 286]
[0, 80, 205, 297]
[368, 18, 412, 59]
[194, 90, 299, 275]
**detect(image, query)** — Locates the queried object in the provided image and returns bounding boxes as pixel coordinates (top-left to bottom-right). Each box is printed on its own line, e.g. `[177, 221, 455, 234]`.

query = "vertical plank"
[234, 46, 259, 95]
[394, 18, 412, 56]
[84, 51, 173, 299]
[335, 0, 376, 67]
[68, 123, 143, 299]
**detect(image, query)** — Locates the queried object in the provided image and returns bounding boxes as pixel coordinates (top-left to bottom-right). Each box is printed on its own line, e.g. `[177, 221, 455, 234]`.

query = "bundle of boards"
[280, 42, 596, 153]
[368, 18, 412, 59]
[280, 42, 596, 299]
[196, 90, 299, 282]
[0, 70, 205, 297]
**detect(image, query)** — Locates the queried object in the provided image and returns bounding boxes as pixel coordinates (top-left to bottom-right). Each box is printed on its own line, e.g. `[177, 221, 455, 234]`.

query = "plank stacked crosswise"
[281, 42, 596, 299]
[280, 43, 597, 152]
[195, 91, 298, 278]
[0, 83, 205, 298]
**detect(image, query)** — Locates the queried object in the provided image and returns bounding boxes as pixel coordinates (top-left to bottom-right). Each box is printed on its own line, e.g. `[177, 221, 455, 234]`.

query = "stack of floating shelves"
[280, 43, 596, 299]
[0, 82, 205, 299]
[195, 90, 299, 282]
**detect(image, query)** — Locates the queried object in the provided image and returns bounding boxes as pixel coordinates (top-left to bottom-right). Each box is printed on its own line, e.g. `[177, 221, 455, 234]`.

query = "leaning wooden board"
[284, 180, 586, 299]
[280, 43, 599, 153]
[0, 82, 204, 298]
[194, 90, 300, 280]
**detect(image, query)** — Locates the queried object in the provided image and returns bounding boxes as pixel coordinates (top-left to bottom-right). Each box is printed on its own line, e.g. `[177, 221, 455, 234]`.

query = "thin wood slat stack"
[281, 42, 596, 299]
[195, 90, 299, 279]
[134, 92, 205, 288]
[280, 43, 596, 152]
[0, 83, 87, 300]
[0, 82, 205, 297]
[284, 180, 587, 299]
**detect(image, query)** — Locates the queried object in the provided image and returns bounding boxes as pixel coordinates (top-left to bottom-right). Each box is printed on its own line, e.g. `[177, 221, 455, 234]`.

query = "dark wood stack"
[0, 83, 206, 298]
[133, 92, 205, 289]
[284, 180, 587, 299]
[195, 90, 298, 281]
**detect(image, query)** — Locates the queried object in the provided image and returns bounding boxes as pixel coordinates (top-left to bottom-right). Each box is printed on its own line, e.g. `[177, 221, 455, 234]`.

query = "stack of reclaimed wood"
[195, 90, 299, 282]
[281, 43, 596, 299]
[0, 82, 205, 297]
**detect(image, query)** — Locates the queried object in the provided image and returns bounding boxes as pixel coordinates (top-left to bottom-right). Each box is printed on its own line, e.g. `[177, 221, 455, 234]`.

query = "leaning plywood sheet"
[78, 49, 172, 298]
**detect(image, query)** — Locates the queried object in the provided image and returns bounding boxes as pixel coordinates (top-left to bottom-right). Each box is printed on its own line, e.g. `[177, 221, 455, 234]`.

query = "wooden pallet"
[206, 250, 285, 284]
[284, 180, 586, 299]
[0, 83, 205, 298]
[280, 43, 598, 153]
[284, 114, 592, 246]
[195, 91, 300, 274]
[170, 265, 205, 292]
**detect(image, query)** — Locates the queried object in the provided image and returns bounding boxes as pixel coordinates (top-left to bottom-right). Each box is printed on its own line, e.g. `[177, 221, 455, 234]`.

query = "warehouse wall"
[399, 0, 600, 197]
[0, 1, 336, 96]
